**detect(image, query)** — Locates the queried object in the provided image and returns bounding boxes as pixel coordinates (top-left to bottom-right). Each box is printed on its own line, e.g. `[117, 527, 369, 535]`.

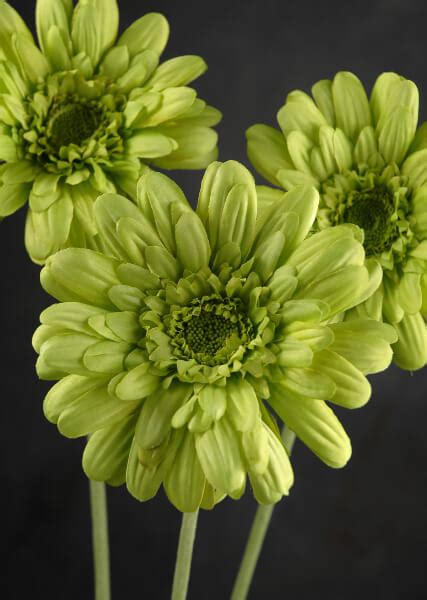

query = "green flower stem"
[231, 428, 296, 600]
[171, 511, 200, 600]
[89, 480, 111, 600]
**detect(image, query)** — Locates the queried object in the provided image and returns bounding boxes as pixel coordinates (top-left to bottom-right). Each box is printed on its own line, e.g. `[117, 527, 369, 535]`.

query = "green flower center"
[342, 186, 398, 256]
[48, 103, 101, 149]
[169, 298, 253, 367]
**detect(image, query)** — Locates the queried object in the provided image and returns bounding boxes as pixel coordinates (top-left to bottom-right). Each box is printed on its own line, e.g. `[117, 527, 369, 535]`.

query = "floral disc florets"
[247, 71, 427, 370]
[35, 161, 397, 511]
[0, 0, 221, 263]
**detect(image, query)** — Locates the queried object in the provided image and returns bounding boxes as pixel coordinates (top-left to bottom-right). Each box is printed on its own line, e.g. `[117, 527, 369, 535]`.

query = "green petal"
[142, 87, 196, 126]
[83, 340, 130, 374]
[398, 272, 422, 314]
[378, 107, 414, 165]
[145, 245, 180, 280]
[41, 248, 120, 307]
[40, 302, 105, 336]
[13, 33, 50, 83]
[175, 212, 211, 272]
[147, 55, 207, 90]
[118, 12, 169, 57]
[58, 382, 137, 438]
[382, 276, 404, 323]
[246, 124, 292, 186]
[269, 265, 298, 304]
[295, 265, 369, 318]
[330, 320, 396, 374]
[392, 312, 427, 371]
[116, 49, 158, 92]
[150, 125, 218, 170]
[99, 45, 129, 79]
[311, 79, 335, 126]
[269, 386, 351, 468]
[94, 192, 144, 261]
[198, 385, 227, 421]
[402, 149, 427, 188]
[36, 0, 72, 54]
[354, 126, 378, 165]
[312, 349, 371, 409]
[276, 168, 318, 190]
[127, 130, 177, 158]
[197, 161, 257, 260]
[0, 134, 17, 161]
[25, 195, 74, 264]
[226, 378, 259, 432]
[83, 413, 136, 484]
[0, 1, 34, 64]
[71, 0, 118, 67]
[43, 374, 105, 423]
[249, 424, 294, 504]
[115, 363, 161, 402]
[281, 366, 336, 400]
[0, 182, 29, 217]
[164, 433, 205, 512]
[29, 173, 61, 212]
[332, 71, 371, 142]
[277, 90, 327, 141]
[137, 170, 190, 252]
[277, 340, 313, 368]
[126, 438, 163, 502]
[135, 383, 191, 449]
[39, 332, 97, 376]
[195, 417, 245, 495]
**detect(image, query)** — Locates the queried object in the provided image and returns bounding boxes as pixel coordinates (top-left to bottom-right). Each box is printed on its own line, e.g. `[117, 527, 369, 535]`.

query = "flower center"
[169, 298, 253, 367]
[48, 103, 101, 149]
[342, 186, 398, 256]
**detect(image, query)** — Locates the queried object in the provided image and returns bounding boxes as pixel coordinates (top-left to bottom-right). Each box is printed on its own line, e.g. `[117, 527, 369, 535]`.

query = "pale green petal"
[198, 386, 227, 421]
[58, 384, 137, 438]
[0, 134, 17, 161]
[83, 413, 136, 484]
[281, 366, 336, 400]
[43, 374, 106, 423]
[246, 124, 292, 186]
[71, 0, 119, 67]
[249, 424, 293, 504]
[164, 433, 205, 512]
[330, 320, 396, 374]
[175, 212, 211, 272]
[99, 45, 129, 79]
[13, 33, 50, 83]
[277, 90, 327, 141]
[41, 248, 120, 307]
[195, 417, 245, 495]
[135, 383, 192, 449]
[39, 332, 98, 376]
[312, 349, 371, 409]
[126, 438, 164, 501]
[0, 182, 29, 217]
[115, 363, 161, 402]
[269, 386, 351, 468]
[25, 195, 74, 264]
[392, 312, 427, 371]
[398, 272, 422, 314]
[36, 0, 72, 55]
[118, 12, 169, 57]
[382, 276, 404, 323]
[127, 130, 177, 158]
[147, 55, 207, 90]
[116, 49, 158, 92]
[354, 126, 378, 165]
[378, 107, 414, 165]
[286, 130, 313, 174]
[402, 149, 427, 190]
[277, 340, 313, 367]
[145, 245, 180, 280]
[0, 1, 34, 64]
[197, 161, 257, 260]
[83, 340, 130, 374]
[332, 71, 371, 141]
[150, 125, 218, 170]
[226, 378, 259, 432]
[311, 79, 335, 126]
[276, 168, 318, 190]
[142, 87, 196, 127]
[40, 302, 104, 336]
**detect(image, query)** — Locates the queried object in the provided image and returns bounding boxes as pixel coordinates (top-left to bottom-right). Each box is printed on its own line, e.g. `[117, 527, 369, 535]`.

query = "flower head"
[0, 0, 220, 262]
[247, 71, 427, 370]
[34, 161, 396, 511]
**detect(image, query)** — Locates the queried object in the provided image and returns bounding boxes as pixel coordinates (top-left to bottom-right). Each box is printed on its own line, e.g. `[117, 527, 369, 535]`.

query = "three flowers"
[1, 0, 426, 510]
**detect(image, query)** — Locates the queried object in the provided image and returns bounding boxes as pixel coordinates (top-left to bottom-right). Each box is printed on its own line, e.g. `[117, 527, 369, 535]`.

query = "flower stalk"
[89, 480, 111, 600]
[231, 428, 296, 600]
[171, 511, 199, 600]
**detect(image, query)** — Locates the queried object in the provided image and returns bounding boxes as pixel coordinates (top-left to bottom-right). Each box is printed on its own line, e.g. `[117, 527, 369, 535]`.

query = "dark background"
[1, 0, 427, 598]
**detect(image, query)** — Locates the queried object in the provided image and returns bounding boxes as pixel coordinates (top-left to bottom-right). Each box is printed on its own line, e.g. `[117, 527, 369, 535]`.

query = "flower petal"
[246, 124, 292, 186]
[392, 312, 427, 371]
[332, 71, 371, 142]
[118, 12, 169, 57]
[164, 433, 205, 512]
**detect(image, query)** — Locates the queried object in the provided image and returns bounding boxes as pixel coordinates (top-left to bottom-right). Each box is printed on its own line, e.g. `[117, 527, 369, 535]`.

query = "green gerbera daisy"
[247, 71, 427, 370]
[34, 161, 396, 511]
[0, 0, 220, 263]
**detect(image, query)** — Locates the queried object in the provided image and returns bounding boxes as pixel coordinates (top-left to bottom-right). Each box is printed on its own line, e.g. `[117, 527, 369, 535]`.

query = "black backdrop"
[1, 1, 427, 598]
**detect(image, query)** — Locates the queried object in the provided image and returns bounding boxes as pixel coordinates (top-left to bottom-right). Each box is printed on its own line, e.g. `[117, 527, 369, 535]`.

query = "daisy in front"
[247, 71, 427, 370]
[0, 0, 220, 262]
[34, 161, 396, 511]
